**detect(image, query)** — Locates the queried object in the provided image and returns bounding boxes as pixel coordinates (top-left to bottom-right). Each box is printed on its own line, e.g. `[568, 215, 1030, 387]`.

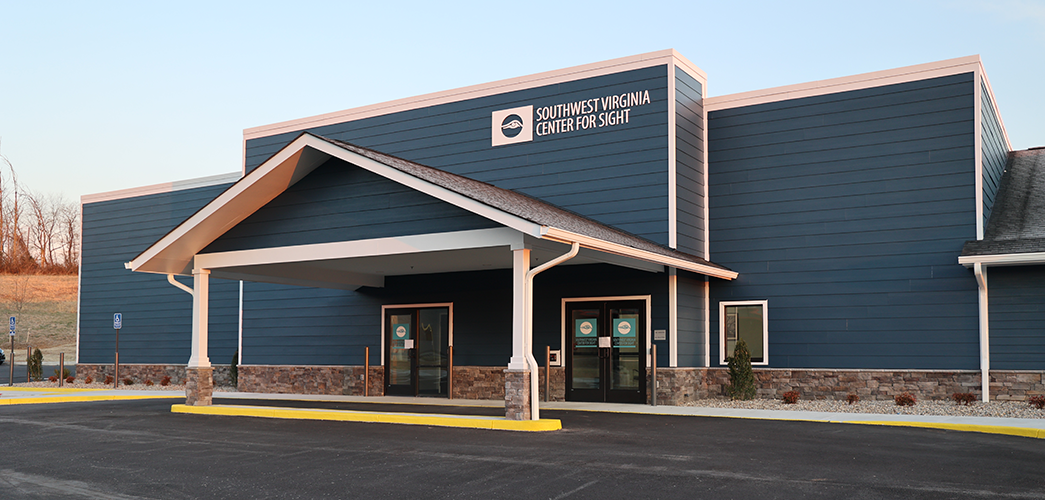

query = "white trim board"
[243, 50, 706, 143]
[959, 252, 1045, 267]
[705, 56, 982, 112]
[81, 172, 241, 205]
[718, 300, 769, 367]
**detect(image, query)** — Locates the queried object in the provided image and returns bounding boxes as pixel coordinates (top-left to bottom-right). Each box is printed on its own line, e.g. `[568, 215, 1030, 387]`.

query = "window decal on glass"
[575, 318, 597, 347]
[392, 322, 411, 349]
[612, 318, 637, 348]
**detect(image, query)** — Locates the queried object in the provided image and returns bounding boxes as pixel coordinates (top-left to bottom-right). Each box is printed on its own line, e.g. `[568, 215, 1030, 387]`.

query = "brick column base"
[186, 367, 214, 406]
[504, 368, 531, 420]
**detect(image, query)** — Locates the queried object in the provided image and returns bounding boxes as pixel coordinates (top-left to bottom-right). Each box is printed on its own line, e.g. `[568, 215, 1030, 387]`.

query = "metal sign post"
[113, 313, 122, 388]
[8, 317, 14, 387]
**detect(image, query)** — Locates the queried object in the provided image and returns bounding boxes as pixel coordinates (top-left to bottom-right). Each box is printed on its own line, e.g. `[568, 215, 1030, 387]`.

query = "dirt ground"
[0, 274, 77, 363]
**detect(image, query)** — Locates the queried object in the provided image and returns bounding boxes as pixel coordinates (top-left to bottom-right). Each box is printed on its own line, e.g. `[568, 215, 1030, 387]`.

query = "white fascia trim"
[245, 50, 704, 142]
[194, 227, 523, 272]
[667, 64, 677, 249]
[541, 227, 737, 280]
[128, 134, 543, 274]
[705, 56, 981, 111]
[81, 172, 242, 205]
[718, 300, 770, 367]
[975, 69, 984, 240]
[959, 252, 1045, 267]
[978, 60, 1013, 151]
[305, 138, 545, 238]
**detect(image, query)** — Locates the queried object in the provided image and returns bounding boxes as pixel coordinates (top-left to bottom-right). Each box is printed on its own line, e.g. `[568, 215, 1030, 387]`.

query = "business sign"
[574, 319, 597, 348]
[491, 89, 653, 147]
[392, 322, 411, 349]
[613, 318, 637, 347]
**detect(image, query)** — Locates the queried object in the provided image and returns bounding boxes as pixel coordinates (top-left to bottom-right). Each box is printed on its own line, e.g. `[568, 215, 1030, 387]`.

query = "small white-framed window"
[719, 300, 768, 366]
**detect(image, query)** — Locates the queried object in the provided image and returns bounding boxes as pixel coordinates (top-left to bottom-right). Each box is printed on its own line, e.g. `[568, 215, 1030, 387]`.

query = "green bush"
[28, 348, 43, 381]
[53, 367, 71, 379]
[230, 349, 239, 388]
[727, 338, 757, 400]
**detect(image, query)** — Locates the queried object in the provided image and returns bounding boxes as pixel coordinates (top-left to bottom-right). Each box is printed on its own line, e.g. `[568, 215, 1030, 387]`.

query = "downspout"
[974, 263, 989, 402]
[168, 274, 194, 295]
[525, 242, 580, 420]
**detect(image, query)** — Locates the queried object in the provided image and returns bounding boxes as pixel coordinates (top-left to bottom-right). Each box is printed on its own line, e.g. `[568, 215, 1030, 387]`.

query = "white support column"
[188, 268, 212, 368]
[668, 268, 678, 368]
[509, 248, 530, 371]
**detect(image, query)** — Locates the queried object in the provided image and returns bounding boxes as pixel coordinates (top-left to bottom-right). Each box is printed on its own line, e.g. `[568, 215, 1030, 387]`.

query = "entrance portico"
[126, 133, 736, 419]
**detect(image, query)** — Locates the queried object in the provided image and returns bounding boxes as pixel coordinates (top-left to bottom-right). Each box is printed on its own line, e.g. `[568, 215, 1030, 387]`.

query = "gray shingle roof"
[315, 134, 734, 274]
[962, 148, 1045, 256]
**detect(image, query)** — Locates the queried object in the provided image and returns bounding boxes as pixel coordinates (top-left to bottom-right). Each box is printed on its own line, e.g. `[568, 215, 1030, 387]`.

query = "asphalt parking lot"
[0, 398, 1042, 499]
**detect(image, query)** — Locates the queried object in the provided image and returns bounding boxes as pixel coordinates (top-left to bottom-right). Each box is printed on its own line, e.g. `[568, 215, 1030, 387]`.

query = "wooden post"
[364, 346, 369, 397]
[545, 346, 551, 402]
[448, 345, 454, 400]
[651, 344, 657, 406]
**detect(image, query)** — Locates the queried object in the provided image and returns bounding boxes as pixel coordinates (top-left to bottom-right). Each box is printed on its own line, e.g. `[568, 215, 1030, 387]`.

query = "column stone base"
[186, 367, 214, 406]
[504, 368, 531, 420]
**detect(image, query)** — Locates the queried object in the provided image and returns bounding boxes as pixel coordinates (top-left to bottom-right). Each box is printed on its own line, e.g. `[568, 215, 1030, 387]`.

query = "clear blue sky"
[1, 0, 1043, 202]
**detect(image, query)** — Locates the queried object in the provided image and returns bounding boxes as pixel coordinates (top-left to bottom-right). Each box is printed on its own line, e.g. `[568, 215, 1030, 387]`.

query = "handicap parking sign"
[114, 313, 122, 330]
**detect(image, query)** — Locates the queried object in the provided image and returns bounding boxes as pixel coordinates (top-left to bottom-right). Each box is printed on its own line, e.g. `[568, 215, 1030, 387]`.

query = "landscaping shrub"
[847, 394, 860, 405]
[84, 376, 93, 384]
[160, 376, 171, 386]
[53, 367, 70, 379]
[952, 392, 977, 406]
[727, 338, 757, 401]
[122, 378, 134, 386]
[48, 375, 58, 383]
[782, 390, 800, 404]
[1029, 395, 1045, 410]
[230, 349, 239, 388]
[104, 375, 114, 385]
[28, 348, 43, 381]
[895, 392, 917, 406]
[145, 380, 154, 386]
[65, 376, 75, 384]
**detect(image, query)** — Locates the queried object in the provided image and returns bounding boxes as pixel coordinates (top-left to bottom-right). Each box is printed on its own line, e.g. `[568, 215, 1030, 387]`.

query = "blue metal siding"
[981, 81, 1009, 229]
[676, 271, 706, 367]
[675, 68, 706, 257]
[988, 266, 1045, 370]
[708, 73, 979, 369]
[79, 185, 240, 365]
[245, 66, 671, 246]
[203, 159, 499, 253]
[241, 265, 668, 368]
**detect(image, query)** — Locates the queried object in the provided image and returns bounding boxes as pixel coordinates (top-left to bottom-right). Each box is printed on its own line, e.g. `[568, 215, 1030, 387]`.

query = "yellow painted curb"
[2, 387, 111, 393]
[171, 404, 562, 432]
[0, 394, 183, 405]
[843, 420, 1045, 439]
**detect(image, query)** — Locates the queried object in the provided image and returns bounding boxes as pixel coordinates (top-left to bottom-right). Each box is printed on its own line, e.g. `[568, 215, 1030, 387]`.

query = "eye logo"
[491, 105, 533, 146]
[617, 321, 632, 335]
[395, 325, 407, 338]
[501, 114, 524, 138]
[579, 321, 593, 335]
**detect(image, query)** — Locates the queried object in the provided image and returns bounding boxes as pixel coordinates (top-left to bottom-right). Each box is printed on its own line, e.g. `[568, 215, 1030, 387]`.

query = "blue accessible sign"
[114, 313, 122, 330]
[9, 316, 14, 337]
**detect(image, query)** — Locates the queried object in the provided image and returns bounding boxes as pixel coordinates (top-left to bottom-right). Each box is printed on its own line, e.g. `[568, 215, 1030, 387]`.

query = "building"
[77, 50, 1044, 420]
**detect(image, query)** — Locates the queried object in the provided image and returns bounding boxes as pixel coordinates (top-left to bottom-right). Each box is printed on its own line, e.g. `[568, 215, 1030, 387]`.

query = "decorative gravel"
[683, 398, 1045, 419]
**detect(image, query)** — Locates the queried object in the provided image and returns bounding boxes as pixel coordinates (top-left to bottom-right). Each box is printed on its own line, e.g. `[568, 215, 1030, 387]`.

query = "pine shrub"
[727, 338, 757, 400]
[230, 349, 239, 388]
[28, 348, 43, 381]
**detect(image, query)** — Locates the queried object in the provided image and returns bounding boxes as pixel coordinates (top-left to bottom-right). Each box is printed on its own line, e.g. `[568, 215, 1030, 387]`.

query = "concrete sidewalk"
[3, 388, 1044, 438]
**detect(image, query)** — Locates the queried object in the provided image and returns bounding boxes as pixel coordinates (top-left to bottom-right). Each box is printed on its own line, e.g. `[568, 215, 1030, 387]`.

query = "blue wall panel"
[980, 81, 1009, 229]
[245, 66, 671, 246]
[676, 271, 707, 367]
[204, 159, 499, 253]
[79, 185, 240, 365]
[241, 265, 667, 368]
[708, 73, 979, 370]
[988, 266, 1045, 370]
[675, 68, 706, 257]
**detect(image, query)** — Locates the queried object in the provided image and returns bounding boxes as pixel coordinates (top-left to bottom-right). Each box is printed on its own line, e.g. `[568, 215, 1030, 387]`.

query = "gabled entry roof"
[960, 148, 1045, 266]
[126, 133, 737, 280]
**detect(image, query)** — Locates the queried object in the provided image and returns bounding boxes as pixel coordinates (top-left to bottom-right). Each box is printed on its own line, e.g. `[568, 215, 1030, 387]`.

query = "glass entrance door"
[565, 300, 646, 403]
[384, 306, 449, 397]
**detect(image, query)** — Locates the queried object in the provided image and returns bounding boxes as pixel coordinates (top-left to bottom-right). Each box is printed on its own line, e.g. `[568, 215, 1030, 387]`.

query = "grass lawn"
[0, 275, 78, 360]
